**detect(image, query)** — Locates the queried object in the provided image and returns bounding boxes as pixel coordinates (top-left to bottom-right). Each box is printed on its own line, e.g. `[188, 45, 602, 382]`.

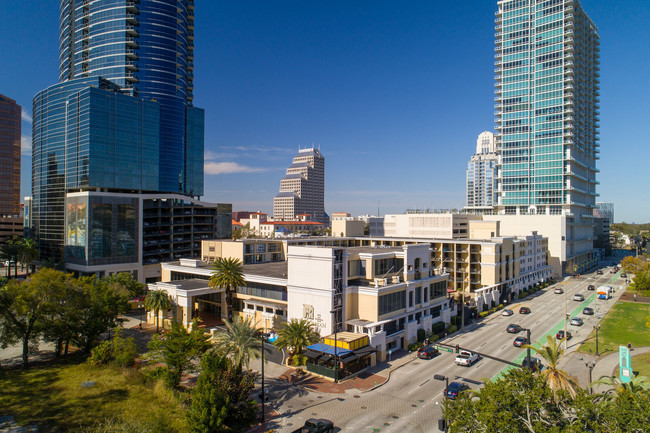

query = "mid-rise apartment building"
[372, 212, 481, 239]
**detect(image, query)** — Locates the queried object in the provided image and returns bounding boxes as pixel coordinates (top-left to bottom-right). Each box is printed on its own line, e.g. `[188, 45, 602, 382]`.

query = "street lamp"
[330, 309, 339, 383]
[258, 331, 270, 424]
[594, 324, 601, 356]
[585, 360, 596, 394]
[434, 374, 449, 432]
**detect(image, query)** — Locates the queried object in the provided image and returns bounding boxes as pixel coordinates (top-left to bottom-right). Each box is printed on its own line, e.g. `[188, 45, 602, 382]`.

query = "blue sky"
[1, 1, 649, 222]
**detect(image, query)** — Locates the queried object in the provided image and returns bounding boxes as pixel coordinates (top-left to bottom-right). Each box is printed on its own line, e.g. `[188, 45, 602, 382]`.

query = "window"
[415, 286, 421, 304]
[378, 291, 406, 315]
[209, 246, 215, 252]
[409, 291, 414, 307]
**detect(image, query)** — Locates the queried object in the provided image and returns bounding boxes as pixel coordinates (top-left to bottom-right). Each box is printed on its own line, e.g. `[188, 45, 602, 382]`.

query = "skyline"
[2, 1, 650, 222]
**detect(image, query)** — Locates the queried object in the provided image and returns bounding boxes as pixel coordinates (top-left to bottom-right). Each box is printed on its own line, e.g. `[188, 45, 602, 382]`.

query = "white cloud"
[204, 161, 266, 175]
[21, 135, 32, 155]
[21, 109, 32, 123]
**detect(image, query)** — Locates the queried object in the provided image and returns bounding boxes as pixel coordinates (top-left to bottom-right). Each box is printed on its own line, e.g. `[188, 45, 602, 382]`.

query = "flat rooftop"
[243, 261, 288, 279]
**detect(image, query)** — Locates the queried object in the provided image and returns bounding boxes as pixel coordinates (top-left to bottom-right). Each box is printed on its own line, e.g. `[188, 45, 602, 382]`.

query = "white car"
[573, 293, 585, 301]
[502, 309, 514, 316]
[570, 317, 584, 326]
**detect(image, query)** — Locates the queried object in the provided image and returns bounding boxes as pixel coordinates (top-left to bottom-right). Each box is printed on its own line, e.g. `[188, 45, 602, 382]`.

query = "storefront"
[303, 332, 377, 381]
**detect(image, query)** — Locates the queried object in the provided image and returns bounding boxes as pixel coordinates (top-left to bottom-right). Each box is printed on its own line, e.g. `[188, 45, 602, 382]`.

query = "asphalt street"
[267, 263, 626, 433]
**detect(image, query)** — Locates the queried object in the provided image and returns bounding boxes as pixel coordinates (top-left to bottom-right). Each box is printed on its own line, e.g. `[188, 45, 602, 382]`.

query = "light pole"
[585, 361, 595, 394]
[259, 331, 269, 424]
[594, 324, 601, 356]
[330, 309, 339, 383]
[564, 287, 568, 351]
[434, 374, 449, 432]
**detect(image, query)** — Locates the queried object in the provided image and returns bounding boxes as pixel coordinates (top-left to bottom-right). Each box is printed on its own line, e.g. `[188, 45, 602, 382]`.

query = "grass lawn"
[0, 355, 189, 432]
[631, 352, 650, 378]
[578, 301, 650, 356]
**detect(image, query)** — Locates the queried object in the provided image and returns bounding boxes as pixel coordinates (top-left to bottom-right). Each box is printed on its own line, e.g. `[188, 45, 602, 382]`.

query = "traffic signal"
[455, 344, 460, 353]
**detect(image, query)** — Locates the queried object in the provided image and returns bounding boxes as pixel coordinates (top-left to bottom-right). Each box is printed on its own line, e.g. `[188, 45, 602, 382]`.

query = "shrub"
[431, 321, 446, 334]
[88, 328, 138, 368]
[428, 334, 439, 343]
[417, 329, 426, 342]
[291, 354, 307, 366]
[89, 340, 113, 366]
[497, 304, 504, 310]
[446, 325, 458, 334]
[408, 342, 423, 352]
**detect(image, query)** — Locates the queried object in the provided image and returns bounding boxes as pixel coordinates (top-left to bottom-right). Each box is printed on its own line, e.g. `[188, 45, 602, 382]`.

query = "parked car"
[521, 357, 543, 371]
[583, 307, 594, 315]
[507, 324, 524, 334]
[556, 330, 572, 340]
[554, 288, 564, 294]
[502, 309, 514, 316]
[417, 345, 440, 360]
[445, 382, 469, 400]
[513, 336, 529, 347]
[570, 317, 584, 326]
[573, 293, 585, 301]
[292, 419, 334, 433]
[587, 284, 595, 290]
[519, 306, 531, 314]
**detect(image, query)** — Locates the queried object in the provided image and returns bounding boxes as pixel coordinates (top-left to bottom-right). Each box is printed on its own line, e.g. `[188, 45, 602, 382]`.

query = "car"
[583, 307, 594, 315]
[507, 324, 524, 333]
[445, 381, 469, 400]
[455, 350, 479, 366]
[573, 293, 585, 301]
[610, 268, 617, 274]
[596, 269, 603, 275]
[513, 336, 529, 347]
[554, 287, 564, 294]
[502, 308, 514, 316]
[519, 306, 531, 314]
[570, 317, 584, 326]
[621, 273, 628, 278]
[521, 357, 543, 372]
[292, 419, 334, 433]
[556, 330, 572, 340]
[417, 345, 440, 360]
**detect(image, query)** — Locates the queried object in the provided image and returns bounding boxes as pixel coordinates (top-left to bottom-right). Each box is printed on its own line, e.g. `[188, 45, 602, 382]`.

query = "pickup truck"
[455, 350, 479, 366]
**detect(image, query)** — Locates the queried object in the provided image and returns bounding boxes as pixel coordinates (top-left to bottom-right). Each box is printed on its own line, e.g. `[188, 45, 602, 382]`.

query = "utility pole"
[564, 287, 568, 351]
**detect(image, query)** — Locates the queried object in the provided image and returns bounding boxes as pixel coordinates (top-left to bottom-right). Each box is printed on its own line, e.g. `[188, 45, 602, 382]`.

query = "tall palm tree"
[522, 334, 579, 399]
[17, 238, 39, 276]
[144, 289, 172, 332]
[209, 257, 245, 322]
[273, 318, 320, 363]
[211, 316, 269, 368]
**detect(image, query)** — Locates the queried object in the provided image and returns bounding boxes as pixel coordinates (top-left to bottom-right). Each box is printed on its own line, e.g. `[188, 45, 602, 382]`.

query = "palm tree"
[211, 316, 269, 368]
[522, 334, 579, 399]
[273, 318, 320, 364]
[593, 374, 650, 402]
[17, 238, 39, 276]
[144, 289, 172, 332]
[101, 272, 145, 298]
[0, 236, 20, 278]
[209, 257, 245, 322]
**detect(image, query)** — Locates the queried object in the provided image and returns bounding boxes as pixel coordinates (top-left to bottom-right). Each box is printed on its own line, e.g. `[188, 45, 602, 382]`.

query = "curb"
[362, 353, 419, 393]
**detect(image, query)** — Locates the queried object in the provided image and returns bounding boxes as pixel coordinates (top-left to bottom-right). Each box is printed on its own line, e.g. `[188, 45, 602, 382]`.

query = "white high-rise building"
[273, 148, 325, 223]
[465, 131, 498, 213]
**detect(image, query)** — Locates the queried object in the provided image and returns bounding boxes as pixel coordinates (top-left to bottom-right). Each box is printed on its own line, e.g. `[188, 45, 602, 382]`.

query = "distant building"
[371, 212, 481, 239]
[593, 203, 613, 254]
[0, 94, 21, 217]
[273, 148, 325, 223]
[465, 132, 498, 214]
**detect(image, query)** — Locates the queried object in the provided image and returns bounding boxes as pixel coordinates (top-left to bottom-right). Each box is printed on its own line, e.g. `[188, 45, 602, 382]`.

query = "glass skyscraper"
[0, 94, 21, 217]
[32, 0, 204, 260]
[465, 132, 498, 213]
[495, 0, 599, 216]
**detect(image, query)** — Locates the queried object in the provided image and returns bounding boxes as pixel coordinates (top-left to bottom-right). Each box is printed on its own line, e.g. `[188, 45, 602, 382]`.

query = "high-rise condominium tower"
[273, 148, 325, 223]
[0, 94, 21, 216]
[493, 0, 600, 268]
[32, 0, 204, 260]
[465, 131, 498, 213]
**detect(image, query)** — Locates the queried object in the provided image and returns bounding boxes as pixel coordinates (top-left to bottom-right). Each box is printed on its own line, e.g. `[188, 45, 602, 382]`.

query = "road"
[267, 264, 626, 433]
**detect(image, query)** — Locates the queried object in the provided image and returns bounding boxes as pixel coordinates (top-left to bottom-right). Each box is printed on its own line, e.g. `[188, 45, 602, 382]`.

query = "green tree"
[186, 351, 258, 433]
[0, 235, 20, 278]
[88, 327, 138, 368]
[17, 238, 39, 276]
[210, 316, 268, 369]
[522, 334, 579, 399]
[147, 319, 211, 388]
[209, 257, 245, 322]
[630, 270, 650, 293]
[273, 318, 320, 364]
[101, 272, 146, 298]
[145, 289, 172, 332]
[0, 268, 66, 367]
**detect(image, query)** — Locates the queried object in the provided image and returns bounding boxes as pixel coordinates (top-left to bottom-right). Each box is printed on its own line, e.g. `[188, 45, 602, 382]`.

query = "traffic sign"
[435, 345, 453, 353]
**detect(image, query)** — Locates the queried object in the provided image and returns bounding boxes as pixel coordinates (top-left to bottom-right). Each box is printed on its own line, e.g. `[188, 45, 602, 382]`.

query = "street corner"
[277, 368, 387, 394]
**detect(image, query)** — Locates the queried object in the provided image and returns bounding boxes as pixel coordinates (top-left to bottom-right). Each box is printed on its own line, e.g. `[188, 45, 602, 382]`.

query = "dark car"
[519, 306, 531, 314]
[587, 284, 595, 290]
[556, 330, 572, 340]
[513, 336, 529, 347]
[521, 357, 543, 372]
[417, 345, 440, 360]
[445, 382, 469, 400]
[596, 269, 603, 275]
[583, 307, 594, 315]
[507, 324, 524, 333]
[292, 419, 334, 433]
[621, 273, 627, 278]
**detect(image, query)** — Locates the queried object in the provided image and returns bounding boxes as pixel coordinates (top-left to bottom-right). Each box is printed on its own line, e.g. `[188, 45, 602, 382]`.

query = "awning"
[338, 345, 377, 364]
[305, 342, 352, 357]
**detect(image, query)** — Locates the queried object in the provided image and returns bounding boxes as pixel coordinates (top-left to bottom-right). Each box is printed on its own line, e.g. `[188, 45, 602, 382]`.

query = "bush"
[497, 304, 504, 310]
[428, 334, 439, 343]
[408, 342, 423, 352]
[479, 311, 489, 318]
[431, 321, 446, 334]
[291, 354, 307, 366]
[446, 325, 458, 334]
[87, 328, 138, 368]
[417, 329, 426, 342]
[89, 340, 113, 366]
